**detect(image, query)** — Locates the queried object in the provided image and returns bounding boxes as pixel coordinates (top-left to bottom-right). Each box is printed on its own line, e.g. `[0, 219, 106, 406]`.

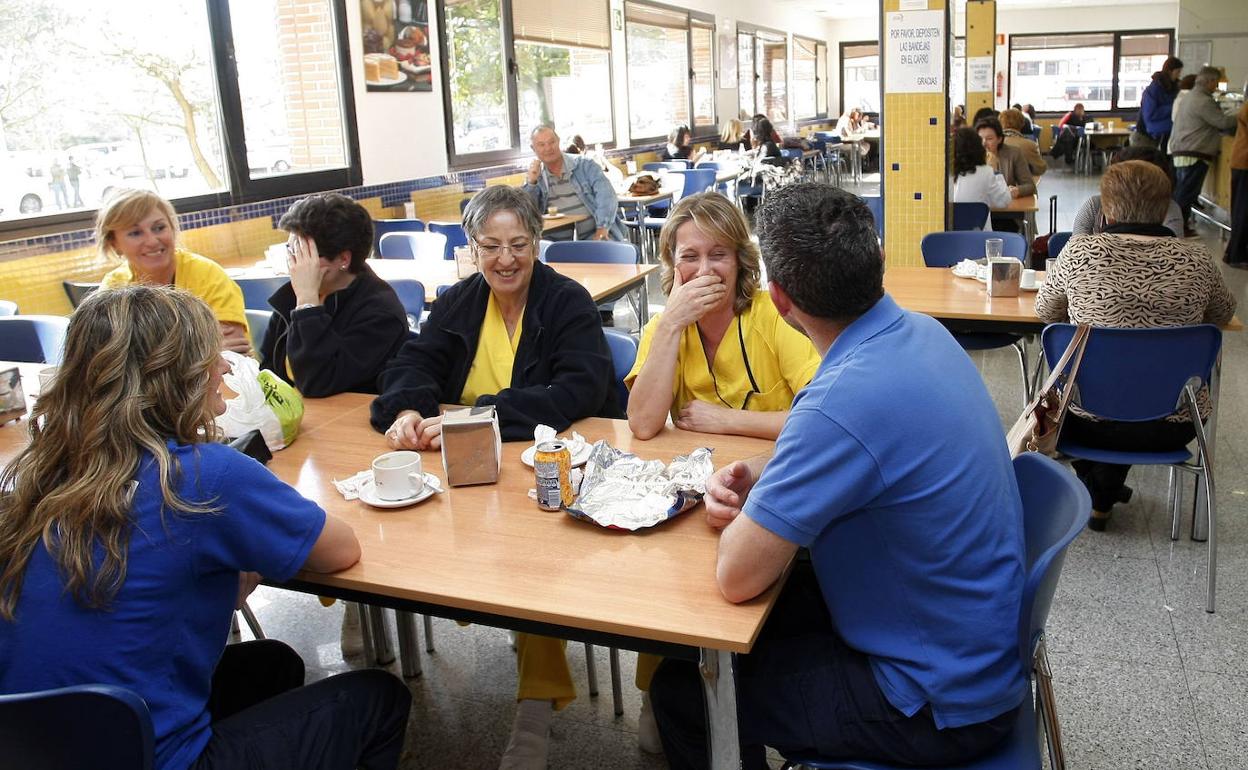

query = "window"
[794, 36, 828, 120]
[738, 24, 788, 123]
[1008, 29, 1174, 113]
[0, 0, 359, 228]
[440, 0, 613, 165]
[839, 41, 879, 115]
[625, 2, 713, 142]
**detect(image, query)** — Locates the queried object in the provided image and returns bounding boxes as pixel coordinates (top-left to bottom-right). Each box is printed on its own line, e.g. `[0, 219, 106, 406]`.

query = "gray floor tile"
[1186, 670, 1248, 770]
[1046, 599, 1182, 669]
[1171, 607, 1248, 677]
[1052, 554, 1165, 609]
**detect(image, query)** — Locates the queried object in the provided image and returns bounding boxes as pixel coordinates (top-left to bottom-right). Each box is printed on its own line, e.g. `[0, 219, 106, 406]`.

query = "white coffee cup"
[1020, 269, 1037, 289]
[37, 366, 57, 394]
[371, 451, 424, 501]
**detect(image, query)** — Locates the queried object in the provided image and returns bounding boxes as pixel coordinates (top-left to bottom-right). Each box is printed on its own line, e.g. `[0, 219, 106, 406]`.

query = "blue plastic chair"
[693, 161, 733, 198]
[62, 281, 99, 309]
[779, 148, 803, 164]
[920, 232, 1028, 266]
[388, 278, 426, 331]
[861, 196, 883, 241]
[781, 452, 1089, 770]
[952, 202, 991, 231]
[372, 217, 425, 257]
[920, 232, 1030, 405]
[0, 299, 17, 316]
[603, 327, 639, 409]
[544, 241, 638, 264]
[428, 222, 468, 260]
[0, 683, 154, 769]
[233, 276, 288, 311]
[0, 315, 70, 364]
[644, 169, 717, 232]
[1042, 323, 1222, 611]
[1047, 231, 1072, 260]
[377, 231, 448, 261]
[643, 161, 688, 171]
[245, 308, 272, 351]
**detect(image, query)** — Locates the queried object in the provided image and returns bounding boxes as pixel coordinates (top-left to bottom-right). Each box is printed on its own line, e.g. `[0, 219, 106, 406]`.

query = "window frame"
[622, 0, 715, 146]
[838, 39, 879, 117]
[1006, 27, 1174, 115]
[437, 0, 616, 169]
[737, 21, 789, 125]
[689, 13, 718, 138]
[0, 0, 363, 238]
[793, 34, 827, 122]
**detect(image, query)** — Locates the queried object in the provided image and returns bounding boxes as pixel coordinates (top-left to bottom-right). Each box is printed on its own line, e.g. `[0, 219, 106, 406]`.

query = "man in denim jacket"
[521, 125, 627, 242]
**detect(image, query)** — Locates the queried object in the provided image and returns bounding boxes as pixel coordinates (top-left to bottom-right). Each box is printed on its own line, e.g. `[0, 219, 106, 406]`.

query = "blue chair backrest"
[779, 148, 803, 162]
[671, 168, 717, 199]
[373, 218, 425, 257]
[1047, 231, 1072, 259]
[377, 231, 447, 261]
[245, 309, 272, 351]
[643, 161, 687, 171]
[234, 276, 288, 311]
[920, 231, 1027, 267]
[388, 279, 426, 330]
[860, 196, 884, 240]
[951, 201, 991, 231]
[1041, 324, 1222, 423]
[693, 160, 723, 171]
[0, 316, 70, 364]
[1012, 452, 1090, 667]
[0, 683, 154, 769]
[1049, 124, 1061, 143]
[544, 241, 638, 264]
[427, 222, 468, 260]
[62, 281, 99, 309]
[603, 328, 639, 409]
[0, 299, 17, 316]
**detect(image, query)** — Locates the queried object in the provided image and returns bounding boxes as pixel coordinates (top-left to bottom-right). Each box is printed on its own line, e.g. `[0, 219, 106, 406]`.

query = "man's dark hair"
[952, 126, 986, 177]
[278, 193, 374, 272]
[754, 182, 883, 322]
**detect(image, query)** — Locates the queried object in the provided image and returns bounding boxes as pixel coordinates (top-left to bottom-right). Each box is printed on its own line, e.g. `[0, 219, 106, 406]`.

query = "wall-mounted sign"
[884, 10, 945, 94]
[361, 0, 433, 92]
[967, 56, 993, 92]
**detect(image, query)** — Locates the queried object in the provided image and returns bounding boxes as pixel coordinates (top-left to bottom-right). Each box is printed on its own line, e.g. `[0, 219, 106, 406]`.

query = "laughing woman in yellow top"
[626, 192, 820, 441]
[96, 189, 251, 354]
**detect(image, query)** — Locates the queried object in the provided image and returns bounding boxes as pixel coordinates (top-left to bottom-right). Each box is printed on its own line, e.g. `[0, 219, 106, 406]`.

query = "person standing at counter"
[97, 189, 251, 355]
[258, 193, 409, 397]
[521, 124, 625, 242]
[1170, 66, 1238, 236]
[1224, 83, 1248, 268]
[1137, 56, 1183, 152]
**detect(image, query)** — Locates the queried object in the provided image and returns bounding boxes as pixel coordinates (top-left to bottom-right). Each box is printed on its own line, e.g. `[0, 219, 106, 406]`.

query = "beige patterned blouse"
[1034, 233, 1236, 421]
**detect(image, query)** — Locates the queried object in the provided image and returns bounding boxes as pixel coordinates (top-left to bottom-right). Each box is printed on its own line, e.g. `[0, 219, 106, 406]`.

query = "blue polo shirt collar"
[825, 293, 904, 365]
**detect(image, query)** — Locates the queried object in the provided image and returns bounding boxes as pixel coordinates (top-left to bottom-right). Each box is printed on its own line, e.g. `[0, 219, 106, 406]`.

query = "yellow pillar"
[880, 0, 950, 267]
[964, 0, 996, 119]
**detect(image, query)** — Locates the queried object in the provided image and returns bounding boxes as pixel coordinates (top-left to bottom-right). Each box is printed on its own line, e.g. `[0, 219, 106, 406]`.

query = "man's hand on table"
[705, 459, 760, 529]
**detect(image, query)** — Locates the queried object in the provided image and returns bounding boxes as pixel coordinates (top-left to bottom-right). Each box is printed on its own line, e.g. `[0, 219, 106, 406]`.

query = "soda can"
[534, 440, 573, 511]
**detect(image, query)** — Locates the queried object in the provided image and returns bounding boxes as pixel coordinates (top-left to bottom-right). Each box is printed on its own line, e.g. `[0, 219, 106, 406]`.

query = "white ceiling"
[794, 0, 1174, 21]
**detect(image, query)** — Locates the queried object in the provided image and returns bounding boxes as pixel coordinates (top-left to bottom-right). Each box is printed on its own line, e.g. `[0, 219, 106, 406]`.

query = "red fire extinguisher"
[996, 71, 1005, 98]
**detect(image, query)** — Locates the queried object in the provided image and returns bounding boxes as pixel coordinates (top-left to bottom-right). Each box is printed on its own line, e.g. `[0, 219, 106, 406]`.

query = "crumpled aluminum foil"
[565, 441, 714, 530]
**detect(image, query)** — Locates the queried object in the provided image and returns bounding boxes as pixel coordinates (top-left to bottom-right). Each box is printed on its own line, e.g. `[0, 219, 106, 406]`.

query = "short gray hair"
[530, 124, 558, 142]
[462, 186, 543, 244]
[1196, 66, 1221, 88]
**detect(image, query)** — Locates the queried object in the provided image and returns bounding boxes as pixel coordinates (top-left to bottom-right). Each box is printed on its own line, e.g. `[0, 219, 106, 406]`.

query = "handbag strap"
[1050, 324, 1091, 415]
[1033, 324, 1090, 404]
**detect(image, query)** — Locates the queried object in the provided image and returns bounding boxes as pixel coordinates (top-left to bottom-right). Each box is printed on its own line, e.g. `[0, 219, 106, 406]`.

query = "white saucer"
[520, 443, 593, 468]
[358, 473, 439, 508]
[542, 213, 563, 219]
[1020, 282, 1042, 292]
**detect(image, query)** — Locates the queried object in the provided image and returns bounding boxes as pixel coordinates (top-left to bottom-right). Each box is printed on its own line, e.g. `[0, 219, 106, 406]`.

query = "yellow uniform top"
[460, 293, 524, 406]
[625, 290, 820, 420]
[100, 247, 249, 331]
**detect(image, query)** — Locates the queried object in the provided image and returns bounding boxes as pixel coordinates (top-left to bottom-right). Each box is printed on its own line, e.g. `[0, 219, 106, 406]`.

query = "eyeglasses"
[473, 239, 533, 258]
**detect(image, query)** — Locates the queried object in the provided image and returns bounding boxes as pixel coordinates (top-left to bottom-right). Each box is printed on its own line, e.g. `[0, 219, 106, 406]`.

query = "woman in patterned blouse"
[1035, 160, 1236, 531]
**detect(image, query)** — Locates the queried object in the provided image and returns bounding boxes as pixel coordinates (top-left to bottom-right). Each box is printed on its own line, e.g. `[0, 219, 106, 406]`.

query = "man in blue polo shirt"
[649, 183, 1028, 769]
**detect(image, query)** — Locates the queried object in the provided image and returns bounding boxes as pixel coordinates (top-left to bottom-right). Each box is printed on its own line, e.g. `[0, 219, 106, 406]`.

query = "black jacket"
[259, 265, 410, 397]
[370, 261, 622, 440]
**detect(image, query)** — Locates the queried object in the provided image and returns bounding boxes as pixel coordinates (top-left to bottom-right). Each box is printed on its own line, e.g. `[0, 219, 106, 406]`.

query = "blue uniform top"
[0, 442, 326, 770]
[743, 294, 1028, 729]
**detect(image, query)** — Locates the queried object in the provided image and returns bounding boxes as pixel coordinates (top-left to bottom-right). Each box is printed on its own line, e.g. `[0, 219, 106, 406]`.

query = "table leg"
[700, 647, 741, 770]
[637, 279, 650, 327]
[1191, 351, 1221, 542]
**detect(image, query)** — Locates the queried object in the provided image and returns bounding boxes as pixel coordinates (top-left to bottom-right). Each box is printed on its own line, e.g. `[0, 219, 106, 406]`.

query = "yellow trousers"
[515, 633, 576, 710]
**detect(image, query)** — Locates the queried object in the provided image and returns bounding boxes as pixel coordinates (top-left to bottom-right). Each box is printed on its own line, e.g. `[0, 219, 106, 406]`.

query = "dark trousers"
[1173, 160, 1211, 228]
[1064, 413, 1196, 513]
[1226, 168, 1248, 264]
[191, 639, 412, 770]
[649, 564, 1017, 770]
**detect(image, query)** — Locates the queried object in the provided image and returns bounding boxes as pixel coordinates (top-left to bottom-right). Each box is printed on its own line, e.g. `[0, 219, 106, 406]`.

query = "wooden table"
[539, 212, 590, 234]
[1078, 128, 1131, 174]
[992, 195, 1038, 215]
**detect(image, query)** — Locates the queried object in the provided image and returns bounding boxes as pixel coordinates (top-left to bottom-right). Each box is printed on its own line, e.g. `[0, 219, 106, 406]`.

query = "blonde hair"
[719, 118, 745, 145]
[95, 189, 180, 262]
[999, 109, 1026, 133]
[0, 286, 224, 621]
[657, 193, 760, 315]
[1101, 160, 1171, 225]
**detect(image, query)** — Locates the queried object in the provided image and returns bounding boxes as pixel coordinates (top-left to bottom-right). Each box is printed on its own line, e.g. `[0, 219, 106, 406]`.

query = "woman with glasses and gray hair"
[370, 185, 620, 769]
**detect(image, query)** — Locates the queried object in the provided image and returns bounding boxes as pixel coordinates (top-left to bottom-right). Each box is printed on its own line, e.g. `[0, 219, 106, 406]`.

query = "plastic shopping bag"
[215, 350, 304, 451]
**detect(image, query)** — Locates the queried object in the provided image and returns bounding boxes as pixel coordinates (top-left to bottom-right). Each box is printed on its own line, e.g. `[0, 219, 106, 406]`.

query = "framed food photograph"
[361, 0, 433, 92]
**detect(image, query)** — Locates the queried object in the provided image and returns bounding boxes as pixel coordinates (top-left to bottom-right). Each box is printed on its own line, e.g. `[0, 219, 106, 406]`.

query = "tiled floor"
[243, 164, 1248, 769]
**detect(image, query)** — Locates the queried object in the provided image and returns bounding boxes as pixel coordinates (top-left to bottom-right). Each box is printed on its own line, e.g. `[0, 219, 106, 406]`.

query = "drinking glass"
[985, 238, 1004, 260]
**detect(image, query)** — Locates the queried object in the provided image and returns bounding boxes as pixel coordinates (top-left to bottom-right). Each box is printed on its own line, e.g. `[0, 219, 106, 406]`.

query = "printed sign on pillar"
[884, 10, 945, 94]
